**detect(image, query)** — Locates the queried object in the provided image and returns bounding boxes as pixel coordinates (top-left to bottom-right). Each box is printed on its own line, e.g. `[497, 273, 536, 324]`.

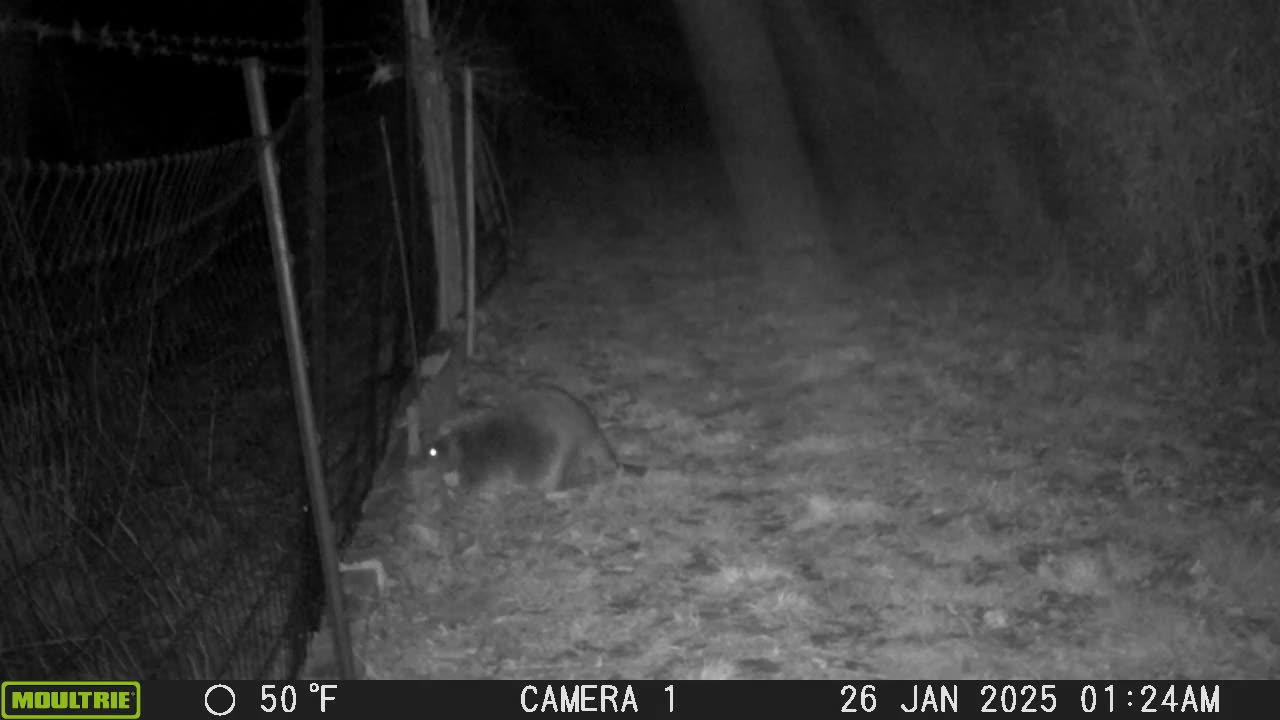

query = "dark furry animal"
[422, 385, 645, 492]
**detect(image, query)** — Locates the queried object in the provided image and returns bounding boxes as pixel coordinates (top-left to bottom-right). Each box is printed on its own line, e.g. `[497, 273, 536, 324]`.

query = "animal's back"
[509, 385, 618, 470]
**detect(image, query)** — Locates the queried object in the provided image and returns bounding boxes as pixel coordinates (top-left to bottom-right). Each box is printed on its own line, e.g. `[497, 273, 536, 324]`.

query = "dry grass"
[335, 144, 1280, 680]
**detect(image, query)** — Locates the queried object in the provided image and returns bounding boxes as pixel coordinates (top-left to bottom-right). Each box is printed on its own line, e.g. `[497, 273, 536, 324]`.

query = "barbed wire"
[0, 14, 379, 78]
[0, 14, 521, 94]
[2, 15, 308, 52]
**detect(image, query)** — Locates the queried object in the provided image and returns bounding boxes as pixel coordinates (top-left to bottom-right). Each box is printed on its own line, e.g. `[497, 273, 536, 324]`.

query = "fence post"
[464, 66, 475, 358]
[306, 0, 328, 444]
[404, 0, 464, 331]
[380, 116, 419, 371]
[241, 57, 356, 680]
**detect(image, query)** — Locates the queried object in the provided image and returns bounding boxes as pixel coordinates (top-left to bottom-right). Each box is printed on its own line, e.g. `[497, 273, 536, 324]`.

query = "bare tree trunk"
[672, 0, 836, 299]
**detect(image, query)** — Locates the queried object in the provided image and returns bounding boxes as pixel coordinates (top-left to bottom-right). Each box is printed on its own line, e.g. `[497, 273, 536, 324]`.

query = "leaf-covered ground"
[334, 139, 1280, 680]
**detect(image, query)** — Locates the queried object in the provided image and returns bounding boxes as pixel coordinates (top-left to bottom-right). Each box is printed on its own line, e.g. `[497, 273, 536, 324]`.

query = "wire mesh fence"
[0, 116, 315, 677]
[0, 62, 511, 679]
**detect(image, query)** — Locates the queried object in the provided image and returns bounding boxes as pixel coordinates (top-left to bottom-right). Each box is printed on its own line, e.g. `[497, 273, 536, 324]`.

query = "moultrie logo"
[1, 682, 139, 720]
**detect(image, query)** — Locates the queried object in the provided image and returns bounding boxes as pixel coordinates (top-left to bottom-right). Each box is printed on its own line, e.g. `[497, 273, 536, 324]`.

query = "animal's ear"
[433, 408, 482, 440]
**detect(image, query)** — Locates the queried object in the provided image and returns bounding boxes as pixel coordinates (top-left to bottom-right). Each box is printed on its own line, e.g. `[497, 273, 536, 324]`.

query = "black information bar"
[14, 680, 1267, 719]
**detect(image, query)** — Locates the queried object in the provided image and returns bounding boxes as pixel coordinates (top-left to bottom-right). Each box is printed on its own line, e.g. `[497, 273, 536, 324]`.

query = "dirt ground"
[333, 138, 1280, 680]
